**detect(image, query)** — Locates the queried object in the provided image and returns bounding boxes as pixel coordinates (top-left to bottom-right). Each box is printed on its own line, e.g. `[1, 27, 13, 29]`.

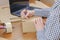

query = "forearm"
[34, 8, 51, 17]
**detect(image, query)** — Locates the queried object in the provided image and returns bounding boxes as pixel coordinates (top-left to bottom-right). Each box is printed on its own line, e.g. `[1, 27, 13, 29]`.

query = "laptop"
[9, 0, 41, 17]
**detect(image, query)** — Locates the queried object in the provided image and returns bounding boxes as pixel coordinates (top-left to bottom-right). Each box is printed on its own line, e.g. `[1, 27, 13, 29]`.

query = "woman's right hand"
[21, 9, 35, 19]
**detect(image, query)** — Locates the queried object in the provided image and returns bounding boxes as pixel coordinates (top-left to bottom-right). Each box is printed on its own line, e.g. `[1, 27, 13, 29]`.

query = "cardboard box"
[21, 16, 39, 33]
[0, 37, 8, 40]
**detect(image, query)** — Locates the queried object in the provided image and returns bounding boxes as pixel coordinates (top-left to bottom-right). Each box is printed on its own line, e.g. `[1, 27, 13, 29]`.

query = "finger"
[34, 18, 39, 28]
[35, 19, 37, 24]
[38, 17, 43, 24]
[31, 10, 35, 16]
[33, 18, 37, 25]
[25, 10, 30, 19]
[38, 17, 44, 27]
[22, 9, 27, 13]
[29, 11, 34, 17]
[35, 17, 44, 27]
[21, 9, 27, 18]
[25, 16, 29, 19]
[21, 12, 25, 18]
[21, 10, 25, 16]
[25, 10, 34, 19]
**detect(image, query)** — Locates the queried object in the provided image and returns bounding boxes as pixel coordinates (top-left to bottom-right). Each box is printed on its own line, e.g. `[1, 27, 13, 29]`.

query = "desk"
[22, 1, 49, 33]
[0, 0, 22, 33]
[1, 21, 23, 40]
[0, 1, 49, 22]
[0, 1, 48, 40]
[1, 21, 36, 40]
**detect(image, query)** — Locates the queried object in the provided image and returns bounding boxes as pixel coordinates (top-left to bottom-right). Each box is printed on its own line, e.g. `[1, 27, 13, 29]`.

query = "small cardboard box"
[21, 16, 39, 33]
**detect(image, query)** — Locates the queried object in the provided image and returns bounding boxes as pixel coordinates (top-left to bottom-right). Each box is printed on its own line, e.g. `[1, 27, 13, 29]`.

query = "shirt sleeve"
[36, 4, 60, 40]
[36, 30, 47, 40]
[34, 8, 51, 17]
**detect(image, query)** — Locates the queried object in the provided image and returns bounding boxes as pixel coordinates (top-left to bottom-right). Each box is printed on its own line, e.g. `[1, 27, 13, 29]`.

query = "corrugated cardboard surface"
[40, 0, 55, 7]
[21, 16, 40, 33]
[0, 37, 8, 40]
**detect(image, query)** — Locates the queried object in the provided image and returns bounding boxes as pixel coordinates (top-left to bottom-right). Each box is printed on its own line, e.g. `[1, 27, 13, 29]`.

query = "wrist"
[31, 10, 35, 16]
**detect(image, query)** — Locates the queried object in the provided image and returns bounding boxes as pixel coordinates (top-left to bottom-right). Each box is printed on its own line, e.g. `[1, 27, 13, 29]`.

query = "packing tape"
[5, 22, 12, 33]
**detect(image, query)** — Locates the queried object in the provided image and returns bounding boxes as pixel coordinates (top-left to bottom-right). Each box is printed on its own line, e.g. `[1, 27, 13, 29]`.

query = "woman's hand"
[21, 9, 27, 19]
[33, 17, 44, 31]
[21, 9, 35, 19]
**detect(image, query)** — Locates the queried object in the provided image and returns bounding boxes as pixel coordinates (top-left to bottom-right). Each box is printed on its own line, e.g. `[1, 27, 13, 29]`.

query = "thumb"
[21, 9, 27, 18]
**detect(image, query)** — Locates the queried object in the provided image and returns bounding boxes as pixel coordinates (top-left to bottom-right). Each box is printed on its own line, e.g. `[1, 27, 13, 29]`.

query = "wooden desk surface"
[1, 21, 23, 40]
[0, 18, 46, 40]
[0, 21, 36, 40]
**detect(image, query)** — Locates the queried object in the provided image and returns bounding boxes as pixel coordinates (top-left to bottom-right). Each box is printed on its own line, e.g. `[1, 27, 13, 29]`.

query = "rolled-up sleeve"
[36, 4, 60, 40]
[34, 8, 51, 17]
[36, 30, 46, 40]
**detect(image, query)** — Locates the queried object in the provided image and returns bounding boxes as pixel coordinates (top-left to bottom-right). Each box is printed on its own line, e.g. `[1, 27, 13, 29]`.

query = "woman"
[21, 0, 60, 40]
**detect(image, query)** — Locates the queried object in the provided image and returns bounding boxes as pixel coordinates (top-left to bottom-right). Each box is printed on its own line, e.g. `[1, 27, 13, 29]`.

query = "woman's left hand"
[33, 17, 44, 31]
